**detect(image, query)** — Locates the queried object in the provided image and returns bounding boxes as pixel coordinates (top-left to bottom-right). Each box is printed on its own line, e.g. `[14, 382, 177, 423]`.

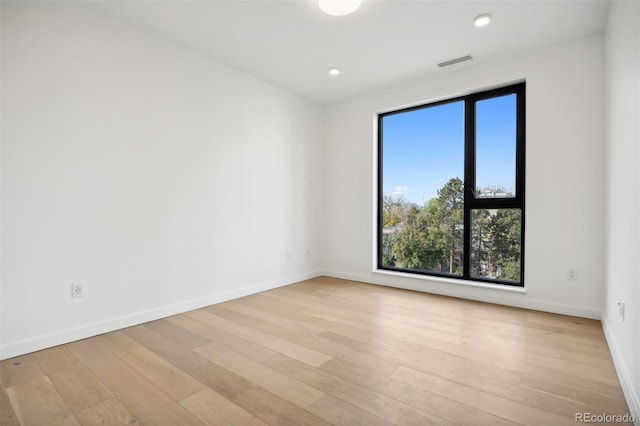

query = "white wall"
[323, 35, 606, 319]
[603, 0, 640, 419]
[0, 2, 324, 359]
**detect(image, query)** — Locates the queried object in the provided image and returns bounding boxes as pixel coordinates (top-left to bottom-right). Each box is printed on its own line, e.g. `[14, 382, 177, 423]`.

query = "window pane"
[470, 208, 522, 283]
[381, 101, 464, 276]
[475, 94, 517, 198]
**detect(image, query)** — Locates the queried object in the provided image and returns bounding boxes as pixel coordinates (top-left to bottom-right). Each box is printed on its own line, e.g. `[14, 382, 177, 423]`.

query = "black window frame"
[377, 82, 526, 287]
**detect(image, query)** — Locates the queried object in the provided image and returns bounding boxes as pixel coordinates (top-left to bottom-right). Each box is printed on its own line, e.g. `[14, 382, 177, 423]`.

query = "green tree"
[381, 232, 395, 267]
[488, 209, 522, 281]
[470, 209, 491, 277]
[382, 195, 409, 227]
[388, 178, 463, 275]
[391, 204, 447, 270]
[434, 178, 464, 274]
[382, 179, 521, 283]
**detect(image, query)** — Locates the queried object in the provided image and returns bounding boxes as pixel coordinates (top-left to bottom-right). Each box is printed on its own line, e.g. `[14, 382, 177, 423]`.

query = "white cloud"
[393, 185, 409, 196]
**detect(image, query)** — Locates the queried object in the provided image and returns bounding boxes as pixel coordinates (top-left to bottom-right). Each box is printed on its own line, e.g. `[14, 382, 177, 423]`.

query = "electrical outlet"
[617, 300, 625, 321]
[71, 282, 84, 298]
[286, 251, 292, 260]
[306, 248, 310, 258]
[568, 268, 576, 281]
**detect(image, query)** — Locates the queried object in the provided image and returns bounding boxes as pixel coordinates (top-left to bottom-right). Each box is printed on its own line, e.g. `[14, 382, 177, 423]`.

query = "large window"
[378, 83, 525, 286]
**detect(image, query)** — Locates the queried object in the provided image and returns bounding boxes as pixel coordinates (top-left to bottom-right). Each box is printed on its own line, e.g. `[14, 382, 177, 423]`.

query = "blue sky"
[382, 94, 516, 205]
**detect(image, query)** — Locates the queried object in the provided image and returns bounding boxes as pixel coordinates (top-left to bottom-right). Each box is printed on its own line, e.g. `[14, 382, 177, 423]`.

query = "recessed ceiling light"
[474, 14, 491, 28]
[319, 0, 362, 17]
[328, 68, 341, 76]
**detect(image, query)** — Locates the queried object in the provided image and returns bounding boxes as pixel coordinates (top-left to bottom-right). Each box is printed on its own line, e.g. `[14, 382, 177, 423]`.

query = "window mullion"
[463, 99, 475, 280]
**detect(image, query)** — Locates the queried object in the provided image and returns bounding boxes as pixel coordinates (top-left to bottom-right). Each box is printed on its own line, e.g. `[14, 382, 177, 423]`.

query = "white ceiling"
[88, 0, 610, 103]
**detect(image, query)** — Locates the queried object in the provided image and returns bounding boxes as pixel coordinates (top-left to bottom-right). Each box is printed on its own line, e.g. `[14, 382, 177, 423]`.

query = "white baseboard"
[602, 319, 640, 424]
[322, 269, 602, 319]
[0, 270, 323, 360]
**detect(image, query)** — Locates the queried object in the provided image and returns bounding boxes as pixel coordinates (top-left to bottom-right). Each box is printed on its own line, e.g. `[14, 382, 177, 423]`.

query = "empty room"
[1, 0, 639, 425]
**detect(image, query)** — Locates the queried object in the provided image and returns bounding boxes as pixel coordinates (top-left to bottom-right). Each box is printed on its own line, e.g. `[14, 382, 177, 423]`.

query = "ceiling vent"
[437, 55, 473, 68]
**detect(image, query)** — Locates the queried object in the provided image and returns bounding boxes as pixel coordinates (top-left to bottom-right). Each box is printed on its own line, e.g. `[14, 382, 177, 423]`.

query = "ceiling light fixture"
[319, 0, 362, 16]
[473, 14, 491, 28]
[328, 68, 341, 76]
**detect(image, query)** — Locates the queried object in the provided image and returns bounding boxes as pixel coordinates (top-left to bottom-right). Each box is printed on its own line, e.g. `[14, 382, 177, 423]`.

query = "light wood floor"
[1, 277, 632, 425]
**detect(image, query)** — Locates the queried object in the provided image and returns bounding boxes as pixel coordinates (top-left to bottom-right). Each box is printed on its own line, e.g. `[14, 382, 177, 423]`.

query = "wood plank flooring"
[0, 277, 632, 425]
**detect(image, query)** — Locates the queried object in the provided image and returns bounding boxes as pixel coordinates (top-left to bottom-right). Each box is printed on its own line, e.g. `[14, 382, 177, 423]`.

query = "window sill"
[372, 269, 527, 294]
